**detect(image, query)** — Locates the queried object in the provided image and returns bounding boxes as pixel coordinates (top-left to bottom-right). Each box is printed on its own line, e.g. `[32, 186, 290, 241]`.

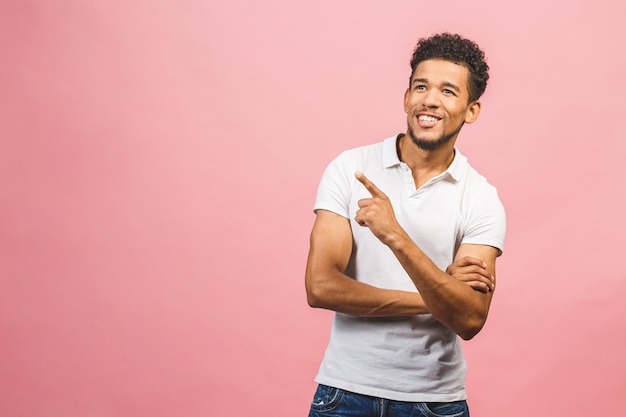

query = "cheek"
[449, 103, 469, 119]
[461, 107, 474, 123]
[404, 95, 418, 112]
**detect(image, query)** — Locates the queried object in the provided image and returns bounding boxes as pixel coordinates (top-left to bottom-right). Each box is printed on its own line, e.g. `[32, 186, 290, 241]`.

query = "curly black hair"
[409, 33, 489, 103]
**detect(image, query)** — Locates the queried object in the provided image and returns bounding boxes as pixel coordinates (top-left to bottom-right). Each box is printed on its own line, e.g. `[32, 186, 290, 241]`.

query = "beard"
[406, 122, 463, 151]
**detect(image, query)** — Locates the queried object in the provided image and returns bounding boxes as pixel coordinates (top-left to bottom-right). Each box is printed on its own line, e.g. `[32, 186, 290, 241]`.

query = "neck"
[397, 133, 456, 172]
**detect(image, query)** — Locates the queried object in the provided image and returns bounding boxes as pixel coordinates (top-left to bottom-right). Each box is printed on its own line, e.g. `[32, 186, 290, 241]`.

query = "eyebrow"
[412, 78, 461, 93]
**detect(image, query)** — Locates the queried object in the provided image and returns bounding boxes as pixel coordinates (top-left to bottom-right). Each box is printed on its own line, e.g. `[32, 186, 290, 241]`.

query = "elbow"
[456, 313, 488, 341]
[306, 287, 333, 310]
[458, 324, 482, 341]
[306, 286, 323, 309]
[305, 268, 343, 311]
[305, 274, 329, 309]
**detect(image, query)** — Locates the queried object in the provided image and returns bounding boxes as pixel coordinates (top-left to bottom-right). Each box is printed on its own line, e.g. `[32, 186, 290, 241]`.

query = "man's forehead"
[411, 59, 470, 89]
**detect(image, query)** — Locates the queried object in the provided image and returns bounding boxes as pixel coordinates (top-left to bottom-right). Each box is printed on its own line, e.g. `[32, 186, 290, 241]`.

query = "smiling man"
[305, 33, 506, 417]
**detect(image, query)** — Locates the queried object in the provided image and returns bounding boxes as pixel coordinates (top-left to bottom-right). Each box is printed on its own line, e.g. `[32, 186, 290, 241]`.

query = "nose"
[421, 88, 441, 108]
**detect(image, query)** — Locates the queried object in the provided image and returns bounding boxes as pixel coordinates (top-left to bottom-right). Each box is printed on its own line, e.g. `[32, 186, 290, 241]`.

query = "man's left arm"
[391, 241, 498, 340]
[355, 171, 500, 340]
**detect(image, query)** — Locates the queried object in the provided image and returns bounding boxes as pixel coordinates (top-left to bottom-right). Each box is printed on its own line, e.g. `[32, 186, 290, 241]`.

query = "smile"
[418, 115, 439, 122]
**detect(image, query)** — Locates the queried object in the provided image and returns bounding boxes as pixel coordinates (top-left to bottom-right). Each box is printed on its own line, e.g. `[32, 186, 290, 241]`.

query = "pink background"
[1, 1, 626, 415]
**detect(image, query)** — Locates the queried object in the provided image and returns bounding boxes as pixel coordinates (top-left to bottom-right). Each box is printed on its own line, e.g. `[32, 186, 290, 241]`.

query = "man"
[305, 33, 506, 417]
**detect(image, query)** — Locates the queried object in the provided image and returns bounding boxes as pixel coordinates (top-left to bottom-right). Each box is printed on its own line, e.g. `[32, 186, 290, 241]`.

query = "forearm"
[306, 269, 429, 317]
[351, 171, 497, 338]
[387, 232, 491, 339]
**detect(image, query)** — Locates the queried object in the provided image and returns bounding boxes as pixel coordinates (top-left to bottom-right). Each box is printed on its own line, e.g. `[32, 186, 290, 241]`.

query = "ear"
[403, 88, 410, 113]
[464, 100, 481, 124]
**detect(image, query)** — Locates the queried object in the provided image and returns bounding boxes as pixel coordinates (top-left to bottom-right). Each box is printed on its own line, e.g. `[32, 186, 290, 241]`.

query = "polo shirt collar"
[446, 149, 466, 181]
[382, 136, 402, 168]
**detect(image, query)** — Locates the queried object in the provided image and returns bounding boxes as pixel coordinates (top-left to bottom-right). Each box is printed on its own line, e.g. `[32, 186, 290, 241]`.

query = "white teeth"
[418, 115, 437, 122]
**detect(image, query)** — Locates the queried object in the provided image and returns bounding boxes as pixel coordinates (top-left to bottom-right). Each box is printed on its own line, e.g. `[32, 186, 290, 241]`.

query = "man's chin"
[408, 132, 450, 151]
[407, 126, 457, 151]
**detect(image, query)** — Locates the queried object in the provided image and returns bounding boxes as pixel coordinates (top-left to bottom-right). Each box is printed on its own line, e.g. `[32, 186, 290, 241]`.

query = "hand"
[354, 171, 402, 245]
[446, 256, 495, 293]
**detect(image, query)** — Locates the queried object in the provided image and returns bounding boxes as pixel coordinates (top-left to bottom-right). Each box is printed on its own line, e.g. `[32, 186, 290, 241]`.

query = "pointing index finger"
[355, 171, 385, 197]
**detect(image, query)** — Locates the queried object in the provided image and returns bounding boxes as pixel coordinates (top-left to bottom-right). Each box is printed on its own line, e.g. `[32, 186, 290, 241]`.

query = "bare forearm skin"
[305, 254, 430, 317]
[386, 230, 493, 340]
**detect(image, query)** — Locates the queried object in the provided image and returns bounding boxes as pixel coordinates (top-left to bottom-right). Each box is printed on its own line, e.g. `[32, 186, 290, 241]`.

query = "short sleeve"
[313, 151, 355, 219]
[461, 185, 506, 255]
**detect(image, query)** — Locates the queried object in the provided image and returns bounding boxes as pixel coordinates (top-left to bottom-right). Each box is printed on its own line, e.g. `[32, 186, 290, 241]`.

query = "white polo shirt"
[313, 135, 506, 402]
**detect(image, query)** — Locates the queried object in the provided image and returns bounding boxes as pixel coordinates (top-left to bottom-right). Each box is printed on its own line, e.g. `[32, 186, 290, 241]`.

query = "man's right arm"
[305, 209, 495, 317]
[305, 209, 429, 316]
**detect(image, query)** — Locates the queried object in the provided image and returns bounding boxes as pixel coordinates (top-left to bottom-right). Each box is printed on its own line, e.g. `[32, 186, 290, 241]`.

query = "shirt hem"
[314, 375, 467, 403]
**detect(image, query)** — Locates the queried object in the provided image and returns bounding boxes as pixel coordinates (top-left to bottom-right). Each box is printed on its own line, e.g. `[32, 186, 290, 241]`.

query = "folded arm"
[305, 209, 429, 316]
[305, 209, 494, 319]
[392, 240, 498, 340]
[354, 171, 498, 340]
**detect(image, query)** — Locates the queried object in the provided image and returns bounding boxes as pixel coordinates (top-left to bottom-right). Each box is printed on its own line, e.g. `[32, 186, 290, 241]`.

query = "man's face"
[403, 59, 480, 151]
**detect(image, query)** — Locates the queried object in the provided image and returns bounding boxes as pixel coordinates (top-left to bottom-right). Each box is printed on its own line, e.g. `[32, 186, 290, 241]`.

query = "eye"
[414, 85, 426, 91]
[442, 88, 455, 95]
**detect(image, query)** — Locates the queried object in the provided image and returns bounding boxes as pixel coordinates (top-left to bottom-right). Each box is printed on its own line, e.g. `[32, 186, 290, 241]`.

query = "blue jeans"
[308, 384, 470, 417]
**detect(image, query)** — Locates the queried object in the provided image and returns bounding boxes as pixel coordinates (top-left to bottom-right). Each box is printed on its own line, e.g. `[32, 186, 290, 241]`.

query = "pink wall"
[1, 1, 625, 415]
